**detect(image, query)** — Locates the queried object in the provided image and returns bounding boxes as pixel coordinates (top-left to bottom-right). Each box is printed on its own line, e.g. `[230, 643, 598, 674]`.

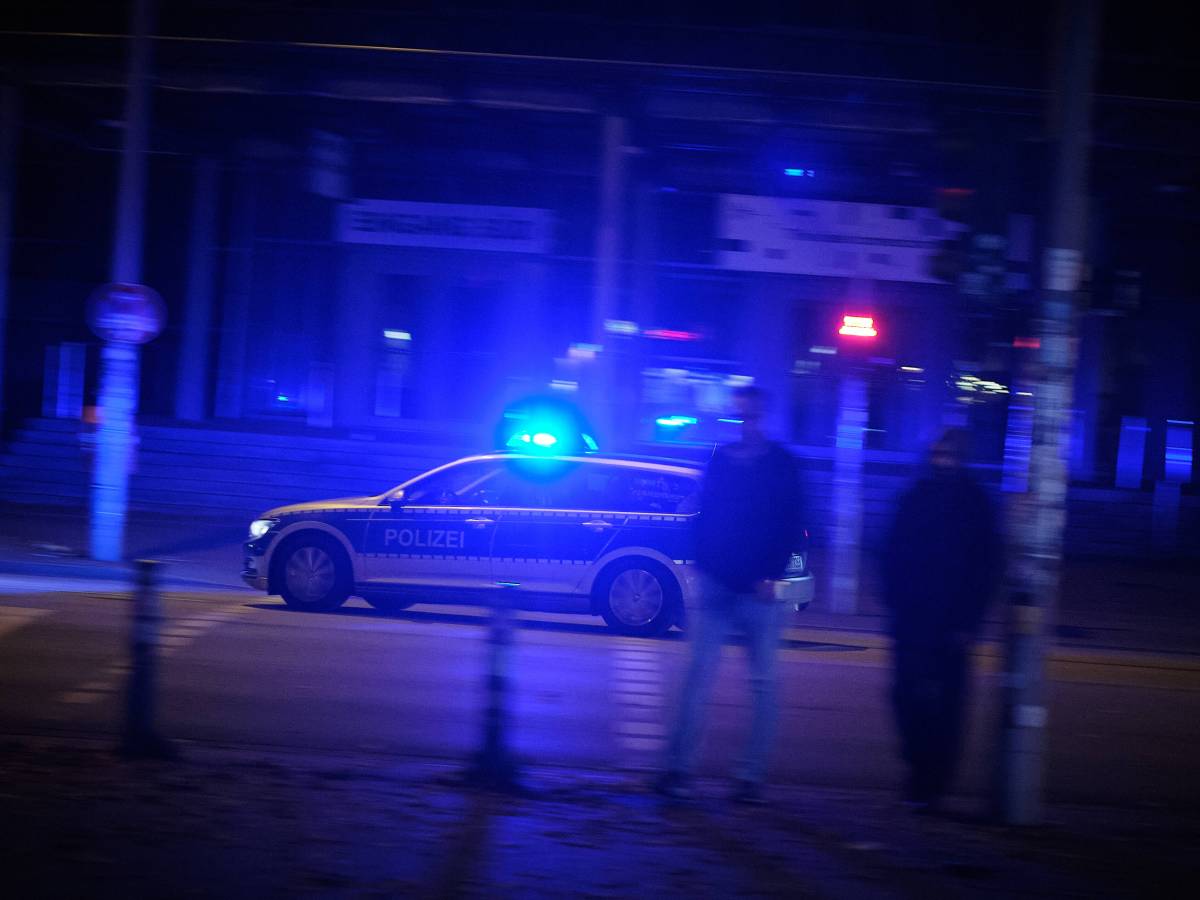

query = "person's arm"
[693, 449, 728, 562]
[763, 447, 802, 581]
[880, 488, 916, 612]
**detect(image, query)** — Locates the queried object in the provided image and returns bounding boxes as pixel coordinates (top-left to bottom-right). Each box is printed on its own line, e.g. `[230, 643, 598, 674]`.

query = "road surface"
[2, 587, 1197, 811]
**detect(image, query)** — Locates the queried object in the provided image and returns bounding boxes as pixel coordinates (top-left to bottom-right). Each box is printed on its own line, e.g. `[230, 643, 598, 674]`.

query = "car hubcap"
[285, 546, 336, 604]
[609, 568, 664, 626]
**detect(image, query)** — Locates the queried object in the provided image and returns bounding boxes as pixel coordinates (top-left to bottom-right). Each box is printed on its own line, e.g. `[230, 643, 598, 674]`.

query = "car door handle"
[464, 517, 495, 529]
[581, 520, 614, 532]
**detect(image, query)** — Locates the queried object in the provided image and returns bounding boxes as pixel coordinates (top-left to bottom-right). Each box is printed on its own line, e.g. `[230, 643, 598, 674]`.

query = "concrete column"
[740, 282, 792, 438]
[592, 116, 627, 343]
[331, 247, 377, 429]
[630, 182, 657, 333]
[214, 163, 256, 419]
[1069, 311, 1104, 481]
[174, 158, 218, 420]
[830, 369, 867, 614]
[592, 116, 628, 448]
[0, 86, 17, 427]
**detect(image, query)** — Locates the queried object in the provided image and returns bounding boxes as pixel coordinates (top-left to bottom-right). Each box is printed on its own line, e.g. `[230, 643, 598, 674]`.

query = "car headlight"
[248, 519, 277, 539]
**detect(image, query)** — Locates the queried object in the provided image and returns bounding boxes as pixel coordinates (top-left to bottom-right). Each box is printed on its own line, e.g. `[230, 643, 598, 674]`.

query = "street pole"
[90, 0, 154, 561]
[995, 0, 1100, 825]
[0, 86, 18, 429]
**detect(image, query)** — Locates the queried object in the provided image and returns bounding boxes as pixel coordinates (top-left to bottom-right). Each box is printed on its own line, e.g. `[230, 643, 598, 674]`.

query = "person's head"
[733, 385, 768, 438]
[929, 427, 969, 471]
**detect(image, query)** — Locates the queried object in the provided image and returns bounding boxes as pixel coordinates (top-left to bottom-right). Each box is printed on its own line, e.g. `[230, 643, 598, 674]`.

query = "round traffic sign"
[87, 282, 165, 344]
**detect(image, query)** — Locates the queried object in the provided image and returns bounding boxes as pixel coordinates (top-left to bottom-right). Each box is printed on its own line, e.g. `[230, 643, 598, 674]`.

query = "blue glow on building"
[1165, 420, 1194, 483]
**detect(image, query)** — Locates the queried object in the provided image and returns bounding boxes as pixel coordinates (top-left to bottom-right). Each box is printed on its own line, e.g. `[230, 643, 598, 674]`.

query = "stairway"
[0, 418, 474, 518]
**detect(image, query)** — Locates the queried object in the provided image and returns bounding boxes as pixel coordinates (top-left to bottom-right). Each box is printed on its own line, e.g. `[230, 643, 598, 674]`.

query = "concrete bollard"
[120, 559, 176, 759]
[465, 581, 522, 791]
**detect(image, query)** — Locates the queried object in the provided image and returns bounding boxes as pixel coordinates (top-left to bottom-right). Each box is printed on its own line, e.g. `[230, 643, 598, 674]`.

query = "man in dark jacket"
[657, 385, 803, 803]
[882, 428, 1003, 812]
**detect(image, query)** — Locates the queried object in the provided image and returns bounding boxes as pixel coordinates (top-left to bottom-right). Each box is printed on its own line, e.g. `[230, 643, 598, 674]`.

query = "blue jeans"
[663, 574, 784, 784]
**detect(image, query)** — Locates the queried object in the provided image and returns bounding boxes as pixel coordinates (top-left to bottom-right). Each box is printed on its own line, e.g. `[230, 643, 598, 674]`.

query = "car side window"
[403, 461, 503, 506]
[488, 469, 555, 508]
[620, 470, 701, 514]
[554, 465, 621, 511]
[553, 466, 700, 513]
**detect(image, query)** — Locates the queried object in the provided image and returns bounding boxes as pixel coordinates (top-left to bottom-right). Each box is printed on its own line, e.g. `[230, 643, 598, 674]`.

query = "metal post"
[121, 559, 175, 759]
[90, 0, 154, 561]
[993, 590, 1041, 821]
[996, 0, 1100, 825]
[0, 85, 17, 428]
[466, 582, 522, 790]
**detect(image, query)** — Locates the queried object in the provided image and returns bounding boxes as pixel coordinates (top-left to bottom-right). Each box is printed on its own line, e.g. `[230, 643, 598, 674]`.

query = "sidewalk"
[0, 504, 248, 591]
[2, 735, 1195, 898]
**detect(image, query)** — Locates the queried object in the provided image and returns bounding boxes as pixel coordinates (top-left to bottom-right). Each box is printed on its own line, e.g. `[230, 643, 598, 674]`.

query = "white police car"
[242, 453, 813, 636]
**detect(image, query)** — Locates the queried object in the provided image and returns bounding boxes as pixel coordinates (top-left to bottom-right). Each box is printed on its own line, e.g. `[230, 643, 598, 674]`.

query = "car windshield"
[396, 458, 700, 514]
[400, 461, 504, 505]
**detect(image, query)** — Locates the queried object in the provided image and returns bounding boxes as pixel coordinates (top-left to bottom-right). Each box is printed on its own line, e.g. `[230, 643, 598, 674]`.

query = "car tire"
[364, 595, 415, 613]
[275, 533, 351, 612]
[595, 557, 680, 637]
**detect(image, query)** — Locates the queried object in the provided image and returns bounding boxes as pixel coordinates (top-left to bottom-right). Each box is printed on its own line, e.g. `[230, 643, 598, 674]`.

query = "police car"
[242, 452, 813, 636]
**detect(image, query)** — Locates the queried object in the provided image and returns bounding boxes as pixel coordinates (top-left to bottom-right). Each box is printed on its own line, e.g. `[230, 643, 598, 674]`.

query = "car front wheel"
[596, 558, 680, 637]
[277, 535, 351, 612]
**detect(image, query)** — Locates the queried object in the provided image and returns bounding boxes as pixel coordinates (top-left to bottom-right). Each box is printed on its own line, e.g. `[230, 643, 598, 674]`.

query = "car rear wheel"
[277, 534, 351, 612]
[596, 558, 680, 637]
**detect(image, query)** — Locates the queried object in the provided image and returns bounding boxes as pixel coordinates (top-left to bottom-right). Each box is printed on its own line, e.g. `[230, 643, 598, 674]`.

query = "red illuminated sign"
[838, 315, 877, 338]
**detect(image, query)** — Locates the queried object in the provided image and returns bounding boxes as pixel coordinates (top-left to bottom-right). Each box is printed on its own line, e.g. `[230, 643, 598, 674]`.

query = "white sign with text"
[338, 199, 552, 253]
[717, 194, 965, 283]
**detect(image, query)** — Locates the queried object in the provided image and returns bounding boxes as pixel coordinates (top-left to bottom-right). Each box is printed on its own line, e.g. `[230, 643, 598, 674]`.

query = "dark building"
[1, 3, 1196, 532]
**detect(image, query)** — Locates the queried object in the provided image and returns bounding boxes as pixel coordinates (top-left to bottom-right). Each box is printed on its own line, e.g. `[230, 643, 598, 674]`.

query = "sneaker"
[653, 771, 693, 801]
[729, 779, 766, 806]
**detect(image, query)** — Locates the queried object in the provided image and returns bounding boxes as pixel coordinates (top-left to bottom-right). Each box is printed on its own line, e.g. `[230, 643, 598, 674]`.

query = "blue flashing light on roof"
[497, 395, 598, 455]
[785, 168, 815, 177]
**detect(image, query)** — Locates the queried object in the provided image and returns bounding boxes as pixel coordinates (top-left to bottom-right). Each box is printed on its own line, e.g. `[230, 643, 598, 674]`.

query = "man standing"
[657, 385, 803, 803]
[881, 428, 1003, 813]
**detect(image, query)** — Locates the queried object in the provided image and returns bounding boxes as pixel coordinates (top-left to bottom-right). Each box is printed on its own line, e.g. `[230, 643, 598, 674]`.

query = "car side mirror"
[387, 489, 406, 510]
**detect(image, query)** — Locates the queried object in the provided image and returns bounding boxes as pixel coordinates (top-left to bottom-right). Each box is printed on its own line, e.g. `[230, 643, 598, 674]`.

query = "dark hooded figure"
[881, 428, 1003, 812]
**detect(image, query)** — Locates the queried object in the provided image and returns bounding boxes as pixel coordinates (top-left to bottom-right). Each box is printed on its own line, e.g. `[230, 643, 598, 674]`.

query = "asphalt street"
[2, 587, 1197, 812]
